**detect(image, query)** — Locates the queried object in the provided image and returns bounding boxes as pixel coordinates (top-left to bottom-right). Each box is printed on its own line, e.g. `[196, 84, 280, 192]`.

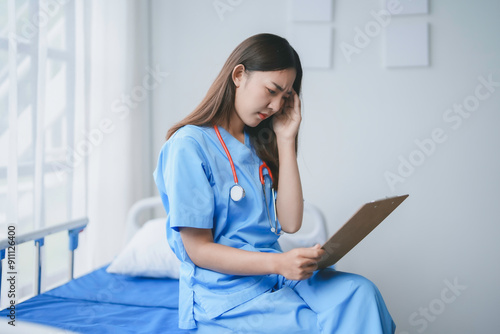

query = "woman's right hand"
[275, 244, 325, 280]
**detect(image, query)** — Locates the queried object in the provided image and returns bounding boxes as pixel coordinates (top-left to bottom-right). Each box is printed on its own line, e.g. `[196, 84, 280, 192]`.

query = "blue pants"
[192, 269, 396, 333]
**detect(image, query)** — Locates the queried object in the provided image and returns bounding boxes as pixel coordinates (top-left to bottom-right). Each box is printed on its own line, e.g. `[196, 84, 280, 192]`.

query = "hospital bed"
[0, 197, 327, 333]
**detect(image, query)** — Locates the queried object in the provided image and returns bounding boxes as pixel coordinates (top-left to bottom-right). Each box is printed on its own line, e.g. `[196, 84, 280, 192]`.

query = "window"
[0, 0, 86, 305]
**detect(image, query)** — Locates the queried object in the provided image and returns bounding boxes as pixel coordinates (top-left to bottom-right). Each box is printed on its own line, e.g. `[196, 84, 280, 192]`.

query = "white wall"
[150, 1, 500, 333]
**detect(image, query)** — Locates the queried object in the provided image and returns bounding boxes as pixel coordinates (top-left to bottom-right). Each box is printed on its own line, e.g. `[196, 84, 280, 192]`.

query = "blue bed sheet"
[0, 266, 189, 334]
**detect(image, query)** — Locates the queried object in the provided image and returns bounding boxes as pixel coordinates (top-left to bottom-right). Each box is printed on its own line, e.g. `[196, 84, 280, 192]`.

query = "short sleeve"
[159, 136, 215, 230]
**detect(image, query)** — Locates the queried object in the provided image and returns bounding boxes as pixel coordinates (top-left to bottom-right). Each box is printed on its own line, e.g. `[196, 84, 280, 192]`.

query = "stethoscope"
[214, 125, 281, 235]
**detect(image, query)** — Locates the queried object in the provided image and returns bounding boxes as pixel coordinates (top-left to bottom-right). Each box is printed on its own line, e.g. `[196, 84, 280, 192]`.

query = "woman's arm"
[275, 136, 303, 233]
[180, 227, 324, 280]
[273, 91, 303, 233]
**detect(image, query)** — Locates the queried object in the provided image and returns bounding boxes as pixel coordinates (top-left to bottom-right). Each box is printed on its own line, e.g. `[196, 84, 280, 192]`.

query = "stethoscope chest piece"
[230, 184, 245, 202]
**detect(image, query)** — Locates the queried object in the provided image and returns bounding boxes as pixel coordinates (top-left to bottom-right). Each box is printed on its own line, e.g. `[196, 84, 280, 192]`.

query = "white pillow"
[107, 218, 181, 279]
[278, 203, 327, 252]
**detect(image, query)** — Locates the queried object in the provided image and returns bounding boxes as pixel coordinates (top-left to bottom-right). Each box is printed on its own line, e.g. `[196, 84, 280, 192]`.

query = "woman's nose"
[268, 97, 283, 113]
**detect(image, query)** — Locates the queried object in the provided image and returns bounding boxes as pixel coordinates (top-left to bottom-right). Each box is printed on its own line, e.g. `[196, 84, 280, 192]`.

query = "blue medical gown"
[153, 125, 395, 333]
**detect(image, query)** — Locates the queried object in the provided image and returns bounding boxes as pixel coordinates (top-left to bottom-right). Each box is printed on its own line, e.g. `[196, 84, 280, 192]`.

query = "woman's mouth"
[258, 112, 267, 120]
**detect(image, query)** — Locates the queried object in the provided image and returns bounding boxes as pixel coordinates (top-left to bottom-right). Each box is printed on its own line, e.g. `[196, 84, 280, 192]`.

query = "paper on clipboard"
[317, 194, 409, 270]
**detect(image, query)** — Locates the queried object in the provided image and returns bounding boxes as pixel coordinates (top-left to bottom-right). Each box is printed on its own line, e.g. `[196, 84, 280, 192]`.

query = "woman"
[154, 33, 395, 333]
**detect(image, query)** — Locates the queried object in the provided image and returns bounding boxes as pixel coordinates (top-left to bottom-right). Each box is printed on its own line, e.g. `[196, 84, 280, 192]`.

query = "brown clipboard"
[317, 194, 409, 269]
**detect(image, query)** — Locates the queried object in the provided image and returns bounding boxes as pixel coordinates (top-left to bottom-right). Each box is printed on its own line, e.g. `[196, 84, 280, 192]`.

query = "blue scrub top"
[153, 125, 282, 329]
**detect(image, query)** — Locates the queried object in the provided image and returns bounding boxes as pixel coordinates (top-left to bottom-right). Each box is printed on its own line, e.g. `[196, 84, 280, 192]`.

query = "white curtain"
[1, 0, 89, 304]
[77, 0, 155, 275]
[1, 0, 155, 291]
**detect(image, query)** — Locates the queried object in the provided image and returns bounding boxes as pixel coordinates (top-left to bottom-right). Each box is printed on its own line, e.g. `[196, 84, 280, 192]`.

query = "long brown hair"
[166, 33, 303, 189]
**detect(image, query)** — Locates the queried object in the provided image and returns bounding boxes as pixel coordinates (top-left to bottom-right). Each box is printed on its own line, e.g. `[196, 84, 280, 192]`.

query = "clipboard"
[317, 194, 409, 270]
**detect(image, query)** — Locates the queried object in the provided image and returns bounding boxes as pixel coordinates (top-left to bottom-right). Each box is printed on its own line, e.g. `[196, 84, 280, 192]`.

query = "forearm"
[180, 228, 280, 276]
[276, 137, 303, 233]
[190, 242, 281, 276]
[180, 228, 324, 280]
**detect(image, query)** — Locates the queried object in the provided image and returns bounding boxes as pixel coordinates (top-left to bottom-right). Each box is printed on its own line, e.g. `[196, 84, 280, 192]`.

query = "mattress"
[0, 266, 188, 333]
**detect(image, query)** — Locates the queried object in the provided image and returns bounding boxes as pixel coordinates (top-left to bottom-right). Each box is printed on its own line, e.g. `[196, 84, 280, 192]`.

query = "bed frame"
[0, 218, 88, 299]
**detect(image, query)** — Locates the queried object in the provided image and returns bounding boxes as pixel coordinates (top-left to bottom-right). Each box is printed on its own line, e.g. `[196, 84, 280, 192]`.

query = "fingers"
[283, 245, 324, 280]
[297, 260, 319, 280]
[298, 245, 325, 260]
[287, 91, 300, 113]
[292, 89, 300, 110]
[281, 90, 300, 114]
[273, 91, 301, 141]
[294, 245, 325, 271]
[301, 259, 319, 271]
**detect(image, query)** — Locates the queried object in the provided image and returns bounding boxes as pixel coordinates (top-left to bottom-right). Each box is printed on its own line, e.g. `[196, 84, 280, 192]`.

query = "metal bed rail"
[0, 218, 89, 302]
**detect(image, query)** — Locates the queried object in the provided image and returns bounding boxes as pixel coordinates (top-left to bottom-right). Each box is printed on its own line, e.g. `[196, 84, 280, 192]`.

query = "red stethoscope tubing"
[259, 162, 274, 185]
[214, 125, 274, 186]
[214, 125, 239, 184]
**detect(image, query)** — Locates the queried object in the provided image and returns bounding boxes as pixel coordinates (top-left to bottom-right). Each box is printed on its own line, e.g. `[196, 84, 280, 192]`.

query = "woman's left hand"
[273, 90, 301, 142]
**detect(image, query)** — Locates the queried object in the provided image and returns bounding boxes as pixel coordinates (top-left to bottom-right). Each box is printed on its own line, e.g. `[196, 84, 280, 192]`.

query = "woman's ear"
[232, 64, 246, 88]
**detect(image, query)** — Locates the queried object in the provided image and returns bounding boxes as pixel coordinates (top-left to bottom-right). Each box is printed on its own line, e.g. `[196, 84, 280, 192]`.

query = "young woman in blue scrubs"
[154, 33, 396, 333]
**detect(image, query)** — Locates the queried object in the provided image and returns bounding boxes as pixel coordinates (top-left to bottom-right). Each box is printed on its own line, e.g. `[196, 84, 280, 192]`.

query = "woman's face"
[233, 66, 296, 128]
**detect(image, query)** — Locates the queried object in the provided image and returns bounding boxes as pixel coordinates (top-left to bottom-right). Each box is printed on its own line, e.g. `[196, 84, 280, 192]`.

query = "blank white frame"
[384, 21, 429, 68]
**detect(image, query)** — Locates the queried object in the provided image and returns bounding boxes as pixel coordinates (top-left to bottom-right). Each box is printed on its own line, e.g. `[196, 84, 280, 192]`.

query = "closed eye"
[268, 88, 276, 95]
